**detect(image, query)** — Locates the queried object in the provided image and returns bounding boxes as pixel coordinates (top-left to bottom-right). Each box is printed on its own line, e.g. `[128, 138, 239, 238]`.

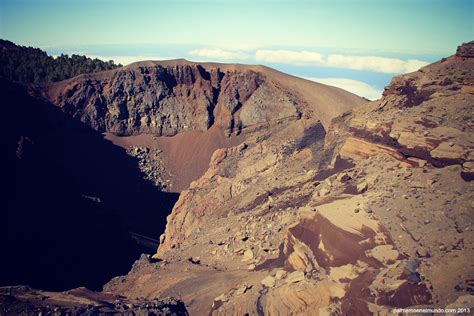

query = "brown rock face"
[456, 41, 474, 58]
[102, 46, 474, 315]
[47, 60, 354, 137]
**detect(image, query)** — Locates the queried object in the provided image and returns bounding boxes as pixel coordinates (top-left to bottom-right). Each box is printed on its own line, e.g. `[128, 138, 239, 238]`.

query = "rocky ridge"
[104, 42, 474, 315]
[46, 60, 362, 137]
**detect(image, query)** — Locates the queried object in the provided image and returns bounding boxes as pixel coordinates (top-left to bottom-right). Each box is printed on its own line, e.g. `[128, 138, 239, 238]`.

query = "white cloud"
[302, 77, 382, 100]
[212, 43, 261, 51]
[255, 49, 323, 65]
[255, 49, 429, 74]
[326, 54, 429, 74]
[188, 48, 251, 61]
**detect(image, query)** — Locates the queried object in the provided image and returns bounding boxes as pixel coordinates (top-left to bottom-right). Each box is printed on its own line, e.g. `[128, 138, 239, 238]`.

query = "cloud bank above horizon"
[188, 47, 429, 74]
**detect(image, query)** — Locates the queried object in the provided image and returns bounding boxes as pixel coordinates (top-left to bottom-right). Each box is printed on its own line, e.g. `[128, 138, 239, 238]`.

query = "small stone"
[287, 271, 305, 283]
[275, 270, 288, 280]
[247, 264, 256, 270]
[261, 276, 276, 288]
[188, 256, 201, 264]
[439, 245, 447, 251]
[319, 187, 330, 196]
[242, 249, 254, 262]
[423, 219, 431, 225]
[356, 181, 368, 194]
[238, 143, 248, 152]
[354, 208, 360, 213]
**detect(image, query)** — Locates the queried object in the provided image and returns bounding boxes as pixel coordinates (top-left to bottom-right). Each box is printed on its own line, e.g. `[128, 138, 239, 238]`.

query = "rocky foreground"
[0, 285, 187, 315]
[2, 42, 474, 315]
[103, 43, 474, 314]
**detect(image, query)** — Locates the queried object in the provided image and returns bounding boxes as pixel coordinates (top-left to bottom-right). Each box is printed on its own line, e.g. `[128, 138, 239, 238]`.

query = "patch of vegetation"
[0, 39, 122, 84]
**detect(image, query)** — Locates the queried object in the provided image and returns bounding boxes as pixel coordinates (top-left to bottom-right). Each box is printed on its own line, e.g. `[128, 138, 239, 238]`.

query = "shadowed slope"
[0, 79, 178, 291]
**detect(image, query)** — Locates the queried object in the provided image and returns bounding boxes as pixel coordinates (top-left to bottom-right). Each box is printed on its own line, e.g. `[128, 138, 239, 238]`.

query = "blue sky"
[1, 0, 472, 99]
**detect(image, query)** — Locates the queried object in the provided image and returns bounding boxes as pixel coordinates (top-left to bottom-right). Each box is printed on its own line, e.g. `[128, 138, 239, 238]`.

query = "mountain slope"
[104, 42, 474, 315]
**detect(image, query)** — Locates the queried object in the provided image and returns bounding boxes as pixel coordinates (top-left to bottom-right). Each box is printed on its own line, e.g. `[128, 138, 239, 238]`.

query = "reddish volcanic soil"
[105, 125, 244, 192]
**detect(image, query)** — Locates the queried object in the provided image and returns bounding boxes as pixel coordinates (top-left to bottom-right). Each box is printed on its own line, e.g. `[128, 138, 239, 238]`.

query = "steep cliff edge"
[105, 43, 474, 315]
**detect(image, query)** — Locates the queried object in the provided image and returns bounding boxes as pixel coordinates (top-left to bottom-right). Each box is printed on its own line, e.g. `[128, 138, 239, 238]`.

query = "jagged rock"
[339, 137, 405, 162]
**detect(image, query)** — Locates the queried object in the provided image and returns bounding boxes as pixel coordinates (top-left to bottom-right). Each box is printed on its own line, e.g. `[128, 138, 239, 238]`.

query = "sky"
[1, 0, 473, 99]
